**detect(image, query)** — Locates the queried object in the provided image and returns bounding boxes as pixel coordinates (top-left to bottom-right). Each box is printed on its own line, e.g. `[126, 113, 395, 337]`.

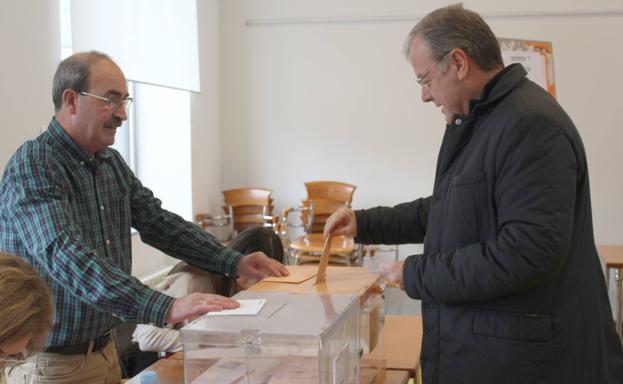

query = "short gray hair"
[404, 5, 503, 72]
[52, 51, 114, 111]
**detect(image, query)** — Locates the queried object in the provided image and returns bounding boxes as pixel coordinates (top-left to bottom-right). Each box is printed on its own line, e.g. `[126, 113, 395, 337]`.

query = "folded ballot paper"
[206, 299, 266, 316]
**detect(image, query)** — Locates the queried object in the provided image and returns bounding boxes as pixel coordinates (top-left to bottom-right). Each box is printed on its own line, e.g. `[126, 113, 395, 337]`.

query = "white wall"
[134, 84, 193, 220]
[131, 0, 223, 279]
[192, 0, 223, 216]
[0, 1, 59, 171]
[130, 83, 193, 278]
[219, 0, 623, 251]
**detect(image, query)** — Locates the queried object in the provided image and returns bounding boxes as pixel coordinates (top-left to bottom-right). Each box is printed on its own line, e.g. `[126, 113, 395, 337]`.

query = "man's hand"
[379, 261, 405, 290]
[323, 207, 357, 238]
[235, 251, 289, 289]
[165, 292, 239, 324]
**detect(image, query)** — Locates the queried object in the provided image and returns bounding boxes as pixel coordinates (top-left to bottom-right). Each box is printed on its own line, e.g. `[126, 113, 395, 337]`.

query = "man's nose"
[113, 104, 128, 121]
[421, 87, 433, 103]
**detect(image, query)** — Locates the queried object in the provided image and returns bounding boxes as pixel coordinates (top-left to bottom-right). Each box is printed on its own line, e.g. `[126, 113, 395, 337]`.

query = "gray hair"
[52, 51, 114, 111]
[404, 5, 503, 72]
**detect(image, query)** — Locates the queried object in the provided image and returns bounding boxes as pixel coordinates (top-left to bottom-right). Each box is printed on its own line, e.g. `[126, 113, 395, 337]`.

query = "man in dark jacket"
[324, 5, 623, 384]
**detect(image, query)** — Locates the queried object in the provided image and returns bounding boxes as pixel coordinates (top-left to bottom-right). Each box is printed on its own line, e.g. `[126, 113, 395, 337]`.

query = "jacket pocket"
[473, 309, 552, 342]
[452, 170, 486, 187]
[444, 170, 488, 245]
[470, 309, 555, 383]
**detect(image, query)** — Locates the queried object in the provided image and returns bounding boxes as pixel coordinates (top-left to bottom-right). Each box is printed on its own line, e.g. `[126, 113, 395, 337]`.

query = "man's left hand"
[235, 252, 289, 288]
[379, 261, 405, 290]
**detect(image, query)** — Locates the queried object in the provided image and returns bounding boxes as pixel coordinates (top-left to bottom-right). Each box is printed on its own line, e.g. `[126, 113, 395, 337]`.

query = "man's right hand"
[165, 292, 239, 324]
[323, 207, 357, 238]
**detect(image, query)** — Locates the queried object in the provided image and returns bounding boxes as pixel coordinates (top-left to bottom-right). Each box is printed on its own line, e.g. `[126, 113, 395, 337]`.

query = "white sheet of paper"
[206, 299, 266, 316]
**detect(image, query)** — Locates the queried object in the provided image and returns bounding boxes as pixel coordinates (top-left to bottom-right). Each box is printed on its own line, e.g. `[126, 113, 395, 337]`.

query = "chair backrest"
[304, 181, 356, 204]
[223, 188, 272, 207]
[222, 188, 274, 234]
[298, 181, 356, 233]
[280, 181, 357, 242]
[304, 198, 349, 234]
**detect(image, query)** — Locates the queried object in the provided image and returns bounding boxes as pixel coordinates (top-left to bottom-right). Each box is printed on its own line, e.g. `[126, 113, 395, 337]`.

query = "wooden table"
[249, 265, 383, 306]
[126, 353, 411, 384]
[124, 352, 183, 384]
[384, 370, 410, 384]
[363, 315, 423, 381]
[598, 245, 623, 337]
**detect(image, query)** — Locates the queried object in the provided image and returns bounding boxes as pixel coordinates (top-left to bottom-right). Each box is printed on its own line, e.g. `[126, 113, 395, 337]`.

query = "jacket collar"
[435, 64, 527, 177]
[469, 63, 527, 115]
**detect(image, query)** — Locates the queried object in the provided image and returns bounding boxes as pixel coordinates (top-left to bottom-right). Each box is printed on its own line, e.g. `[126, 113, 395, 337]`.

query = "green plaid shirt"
[0, 118, 242, 347]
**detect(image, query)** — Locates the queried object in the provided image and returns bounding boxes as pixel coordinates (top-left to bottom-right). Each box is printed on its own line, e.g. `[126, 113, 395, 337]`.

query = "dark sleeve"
[128, 169, 243, 277]
[355, 197, 431, 245]
[403, 113, 577, 303]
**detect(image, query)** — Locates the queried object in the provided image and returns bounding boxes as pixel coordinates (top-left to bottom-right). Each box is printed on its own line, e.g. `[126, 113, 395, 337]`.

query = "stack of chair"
[196, 188, 276, 243]
[281, 181, 360, 265]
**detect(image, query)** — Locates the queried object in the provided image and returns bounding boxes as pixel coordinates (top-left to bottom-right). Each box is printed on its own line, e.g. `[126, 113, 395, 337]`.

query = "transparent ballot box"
[181, 291, 359, 384]
[248, 266, 386, 383]
[357, 293, 385, 384]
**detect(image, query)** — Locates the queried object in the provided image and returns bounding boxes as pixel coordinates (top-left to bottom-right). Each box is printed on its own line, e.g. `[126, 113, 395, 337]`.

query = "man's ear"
[62, 89, 78, 114]
[449, 48, 469, 81]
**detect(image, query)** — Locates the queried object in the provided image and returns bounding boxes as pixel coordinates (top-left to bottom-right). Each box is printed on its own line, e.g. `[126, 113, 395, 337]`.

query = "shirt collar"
[47, 117, 112, 165]
[446, 64, 527, 130]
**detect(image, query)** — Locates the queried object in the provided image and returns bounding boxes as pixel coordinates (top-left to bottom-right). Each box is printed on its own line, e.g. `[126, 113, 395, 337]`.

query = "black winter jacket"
[355, 64, 623, 383]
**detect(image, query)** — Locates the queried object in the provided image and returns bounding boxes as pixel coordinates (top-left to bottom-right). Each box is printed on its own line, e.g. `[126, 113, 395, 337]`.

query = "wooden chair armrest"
[195, 213, 231, 229]
[281, 206, 294, 220]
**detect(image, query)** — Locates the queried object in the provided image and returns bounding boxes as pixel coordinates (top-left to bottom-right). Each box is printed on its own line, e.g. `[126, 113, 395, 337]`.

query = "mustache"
[104, 118, 122, 129]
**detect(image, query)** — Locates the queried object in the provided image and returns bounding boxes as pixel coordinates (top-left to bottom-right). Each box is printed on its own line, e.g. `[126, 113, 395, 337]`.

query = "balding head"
[404, 5, 503, 72]
[52, 51, 117, 111]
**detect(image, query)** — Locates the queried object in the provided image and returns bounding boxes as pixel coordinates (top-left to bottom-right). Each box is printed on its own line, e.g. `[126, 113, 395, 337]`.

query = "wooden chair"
[304, 180, 357, 202]
[298, 180, 357, 233]
[196, 188, 276, 243]
[280, 181, 360, 265]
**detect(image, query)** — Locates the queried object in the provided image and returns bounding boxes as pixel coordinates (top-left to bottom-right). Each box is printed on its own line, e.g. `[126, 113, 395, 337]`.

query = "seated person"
[132, 226, 284, 353]
[1, 253, 53, 370]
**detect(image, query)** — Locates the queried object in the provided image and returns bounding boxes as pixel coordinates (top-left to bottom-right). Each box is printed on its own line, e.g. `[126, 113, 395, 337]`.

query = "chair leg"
[292, 250, 301, 265]
[615, 268, 622, 339]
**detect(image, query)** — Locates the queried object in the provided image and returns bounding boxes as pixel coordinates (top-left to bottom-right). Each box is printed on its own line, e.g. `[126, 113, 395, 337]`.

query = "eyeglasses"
[80, 91, 133, 110]
[416, 69, 433, 88]
[0, 350, 28, 367]
[416, 51, 452, 89]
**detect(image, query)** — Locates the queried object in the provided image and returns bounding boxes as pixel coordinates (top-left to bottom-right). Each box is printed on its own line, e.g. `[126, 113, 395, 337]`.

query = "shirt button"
[106, 239, 111, 245]
[80, 161, 85, 165]
[454, 118, 463, 125]
[100, 205, 104, 210]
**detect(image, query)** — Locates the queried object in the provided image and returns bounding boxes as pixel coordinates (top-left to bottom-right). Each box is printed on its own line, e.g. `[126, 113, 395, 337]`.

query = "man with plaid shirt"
[0, 51, 287, 383]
